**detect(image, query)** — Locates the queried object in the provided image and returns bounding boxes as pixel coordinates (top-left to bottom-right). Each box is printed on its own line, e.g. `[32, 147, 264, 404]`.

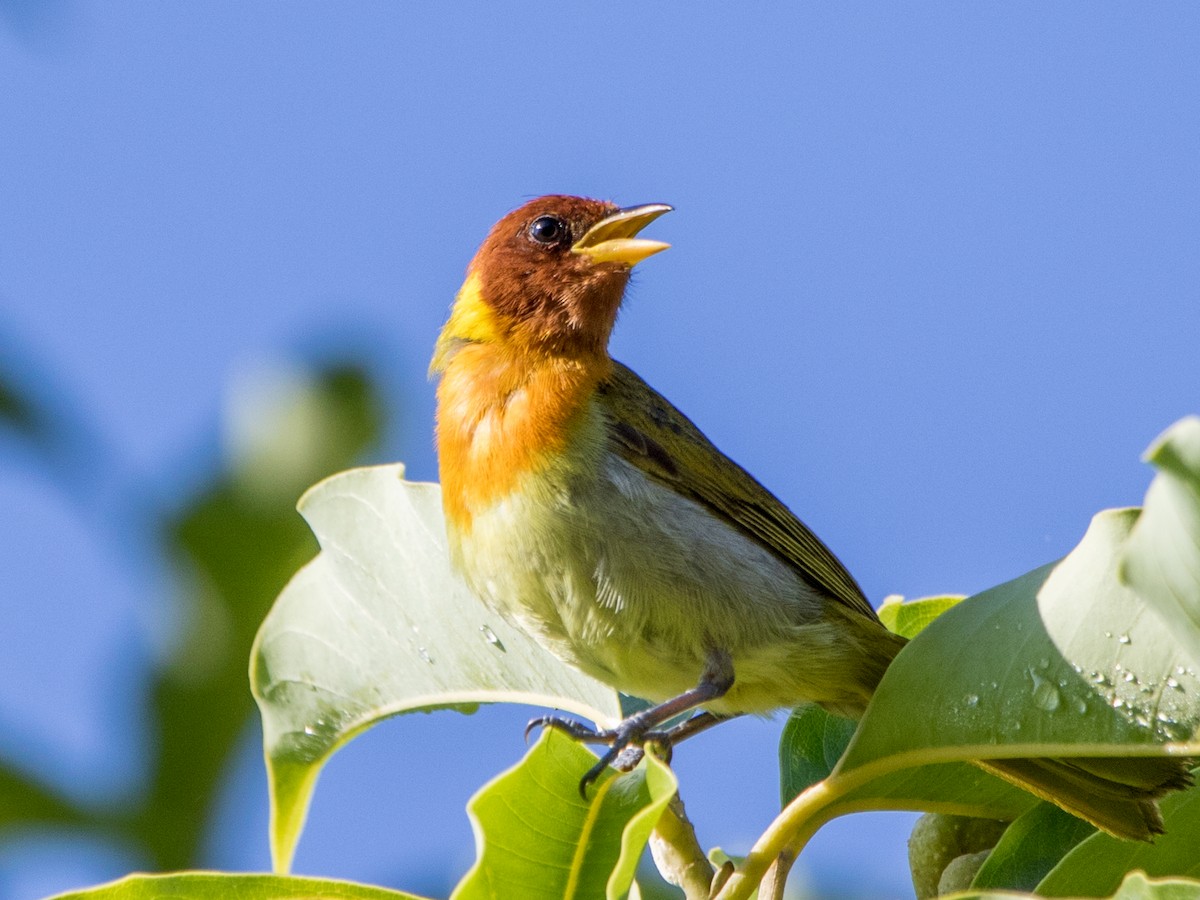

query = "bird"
[430, 194, 1190, 841]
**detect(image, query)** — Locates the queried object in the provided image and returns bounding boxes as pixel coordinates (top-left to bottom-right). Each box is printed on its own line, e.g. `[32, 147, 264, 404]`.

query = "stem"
[758, 847, 796, 900]
[713, 778, 844, 900]
[648, 793, 715, 899]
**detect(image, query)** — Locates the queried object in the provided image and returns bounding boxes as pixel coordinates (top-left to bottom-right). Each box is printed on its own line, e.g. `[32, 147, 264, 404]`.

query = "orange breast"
[436, 343, 610, 529]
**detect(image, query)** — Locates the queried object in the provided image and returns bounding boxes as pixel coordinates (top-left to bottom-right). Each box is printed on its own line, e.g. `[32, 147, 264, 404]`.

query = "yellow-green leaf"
[46, 871, 429, 900]
[251, 465, 622, 873]
[452, 729, 677, 900]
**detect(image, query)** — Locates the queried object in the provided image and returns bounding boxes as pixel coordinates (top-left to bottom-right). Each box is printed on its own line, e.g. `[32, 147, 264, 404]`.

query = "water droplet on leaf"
[1030, 669, 1061, 712]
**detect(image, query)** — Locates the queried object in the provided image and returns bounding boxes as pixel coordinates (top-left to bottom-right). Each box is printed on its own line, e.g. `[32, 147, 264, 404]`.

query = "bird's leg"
[528, 650, 735, 796]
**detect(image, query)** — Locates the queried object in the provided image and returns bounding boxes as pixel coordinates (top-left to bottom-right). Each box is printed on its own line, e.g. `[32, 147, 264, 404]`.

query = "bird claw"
[527, 709, 697, 797]
[524, 715, 613, 745]
[523, 713, 675, 797]
[575, 717, 673, 798]
[612, 731, 672, 772]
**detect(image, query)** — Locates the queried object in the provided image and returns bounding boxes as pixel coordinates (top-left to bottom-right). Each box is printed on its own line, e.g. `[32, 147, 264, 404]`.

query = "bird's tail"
[976, 754, 1194, 841]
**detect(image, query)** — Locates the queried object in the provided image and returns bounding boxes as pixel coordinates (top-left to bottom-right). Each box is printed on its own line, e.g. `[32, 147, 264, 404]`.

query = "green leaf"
[779, 705, 857, 803]
[780, 697, 1037, 825]
[0, 762, 90, 829]
[877, 594, 966, 639]
[1036, 771, 1200, 896]
[779, 592, 1027, 814]
[452, 729, 677, 900]
[969, 802, 1095, 891]
[844, 417, 1200, 782]
[0, 375, 40, 436]
[1122, 416, 1200, 667]
[841, 508, 1200, 778]
[827, 759, 1037, 822]
[252, 466, 622, 873]
[945, 871, 1200, 900]
[45, 871, 429, 900]
[720, 419, 1200, 899]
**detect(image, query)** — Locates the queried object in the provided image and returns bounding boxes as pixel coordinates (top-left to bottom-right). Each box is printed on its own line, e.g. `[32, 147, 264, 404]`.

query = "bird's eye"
[528, 215, 568, 246]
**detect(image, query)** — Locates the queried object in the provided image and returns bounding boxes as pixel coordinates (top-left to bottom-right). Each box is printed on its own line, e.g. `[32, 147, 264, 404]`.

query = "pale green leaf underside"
[251, 465, 622, 872]
[452, 729, 677, 900]
[1122, 416, 1200, 667]
[46, 872, 428, 900]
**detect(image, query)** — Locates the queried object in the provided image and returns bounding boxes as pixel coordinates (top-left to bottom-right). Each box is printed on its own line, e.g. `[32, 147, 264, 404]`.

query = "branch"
[648, 793, 715, 899]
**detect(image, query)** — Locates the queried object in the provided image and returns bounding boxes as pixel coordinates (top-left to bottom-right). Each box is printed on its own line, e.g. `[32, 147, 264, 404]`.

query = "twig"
[649, 793, 715, 899]
[759, 847, 797, 900]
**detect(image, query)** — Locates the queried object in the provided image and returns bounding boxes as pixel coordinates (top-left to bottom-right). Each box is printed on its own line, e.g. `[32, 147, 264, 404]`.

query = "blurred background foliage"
[0, 323, 697, 899]
[0, 334, 390, 874]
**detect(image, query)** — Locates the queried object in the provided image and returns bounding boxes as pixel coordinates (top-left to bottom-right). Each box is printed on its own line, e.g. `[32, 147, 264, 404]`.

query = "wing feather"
[597, 361, 879, 623]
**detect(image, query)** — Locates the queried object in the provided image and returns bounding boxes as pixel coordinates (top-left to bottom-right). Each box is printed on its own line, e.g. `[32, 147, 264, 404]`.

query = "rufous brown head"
[463, 195, 671, 355]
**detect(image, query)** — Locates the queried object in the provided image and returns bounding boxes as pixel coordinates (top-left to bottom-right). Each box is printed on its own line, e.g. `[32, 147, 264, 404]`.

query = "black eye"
[528, 215, 568, 246]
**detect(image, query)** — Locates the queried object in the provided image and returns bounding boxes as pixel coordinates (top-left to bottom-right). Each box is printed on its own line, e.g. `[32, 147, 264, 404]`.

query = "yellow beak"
[571, 203, 672, 266]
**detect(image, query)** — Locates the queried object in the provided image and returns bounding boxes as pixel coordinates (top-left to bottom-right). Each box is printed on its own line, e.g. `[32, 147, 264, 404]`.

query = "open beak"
[571, 203, 672, 266]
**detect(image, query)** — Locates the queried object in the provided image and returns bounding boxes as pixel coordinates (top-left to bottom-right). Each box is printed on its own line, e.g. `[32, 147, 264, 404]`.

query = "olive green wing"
[598, 361, 879, 623]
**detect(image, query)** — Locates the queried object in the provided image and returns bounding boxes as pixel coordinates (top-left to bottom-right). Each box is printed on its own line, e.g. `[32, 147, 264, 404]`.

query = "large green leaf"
[840, 508, 1200, 779]
[779, 702, 1033, 825]
[804, 754, 1036, 826]
[969, 802, 1096, 891]
[1122, 417, 1200, 666]
[843, 417, 1200, 778]
[716, 418, 1200, 900]
[252, 466, 622, 872]
[452, 729, 676, 900]
[46, 872, 428, 900]
[946, 871, 1200, 900]
[780, 594, 1034, 820]
[1036, 772, 1200, 896]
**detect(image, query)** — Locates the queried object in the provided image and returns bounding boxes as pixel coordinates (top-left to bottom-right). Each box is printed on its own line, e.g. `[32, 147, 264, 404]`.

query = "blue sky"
[2, 4, 1199, 897]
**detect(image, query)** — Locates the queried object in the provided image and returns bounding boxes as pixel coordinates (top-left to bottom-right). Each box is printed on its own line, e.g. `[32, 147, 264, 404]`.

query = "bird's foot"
[524, 715, 612, 745]
[525, 711, 671, 797]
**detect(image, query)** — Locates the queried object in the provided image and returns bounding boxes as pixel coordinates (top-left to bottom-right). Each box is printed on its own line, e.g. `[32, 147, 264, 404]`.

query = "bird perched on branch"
[431, 194, 1189, 841]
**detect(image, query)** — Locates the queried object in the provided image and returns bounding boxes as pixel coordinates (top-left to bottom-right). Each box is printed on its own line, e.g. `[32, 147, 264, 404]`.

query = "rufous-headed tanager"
[431, 195, 1189, 841]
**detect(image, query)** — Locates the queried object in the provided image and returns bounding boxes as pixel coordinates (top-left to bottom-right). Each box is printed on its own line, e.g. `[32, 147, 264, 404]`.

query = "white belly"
[450, 448, 863, 715]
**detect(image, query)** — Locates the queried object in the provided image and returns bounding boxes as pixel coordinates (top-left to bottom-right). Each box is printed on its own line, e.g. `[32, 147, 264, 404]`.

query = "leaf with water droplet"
[251, 466, 621, 873]
[1029, 670, 1061, 714]
[839, 450, 1200, 839]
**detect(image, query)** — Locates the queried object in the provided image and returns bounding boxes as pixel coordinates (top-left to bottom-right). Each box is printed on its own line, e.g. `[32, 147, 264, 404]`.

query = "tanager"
[431, 195, 1189, 840]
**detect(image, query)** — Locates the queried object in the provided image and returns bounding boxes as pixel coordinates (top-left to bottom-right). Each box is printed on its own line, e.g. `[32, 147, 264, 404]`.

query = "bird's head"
[432, 195, 670, 370]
